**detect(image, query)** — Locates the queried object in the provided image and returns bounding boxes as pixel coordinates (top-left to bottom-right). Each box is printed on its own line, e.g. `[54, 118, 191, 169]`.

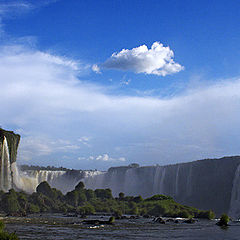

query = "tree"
[75, 181, 85, 191]
[133, 195, 143, 203]
[2, 190, 20, 214]
[85, 189, 95, 200]
[36, 181, 56, 199]
[66, 191, 78, 207]
[217, 214, 229, 226]
[95, 189, 113, 199]
[0, 220, 19, 240]
[119, 192, 125, 200]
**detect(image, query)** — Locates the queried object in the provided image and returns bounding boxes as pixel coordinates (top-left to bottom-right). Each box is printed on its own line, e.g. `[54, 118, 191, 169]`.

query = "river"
[2, 214, 240, 240]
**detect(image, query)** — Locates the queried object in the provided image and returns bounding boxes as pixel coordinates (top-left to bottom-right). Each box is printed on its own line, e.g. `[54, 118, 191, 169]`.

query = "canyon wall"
[84, 156, 240, 217]
[0, 128, 20, 191]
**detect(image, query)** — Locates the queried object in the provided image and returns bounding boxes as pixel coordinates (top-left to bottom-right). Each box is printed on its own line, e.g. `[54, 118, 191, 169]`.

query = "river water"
[3, 214, 240, 240]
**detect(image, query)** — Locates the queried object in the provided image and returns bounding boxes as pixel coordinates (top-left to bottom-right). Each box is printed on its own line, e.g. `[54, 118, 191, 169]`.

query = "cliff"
[0, 128, 20, 164]
[84, 156, 240, 216]
[0, 128, 20, 191]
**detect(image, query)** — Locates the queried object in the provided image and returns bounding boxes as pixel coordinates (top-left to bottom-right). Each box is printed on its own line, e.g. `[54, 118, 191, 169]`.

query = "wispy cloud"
[0, 2, 33, 17]
[78, 154, 126, 162]
[1, 44, 240, 168]
[95, 42, 184, 76]
[19, 136, 82, 161]
[0, 0, 58, 35]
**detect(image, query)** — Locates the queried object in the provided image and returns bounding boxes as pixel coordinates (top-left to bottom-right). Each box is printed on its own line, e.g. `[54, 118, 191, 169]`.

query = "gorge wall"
[1, 128, 240, 218]
[0, 128, 20, 191]
[17, 169, 102, 194]
[83, 156, 240, 217]
[0, 128, 102, 194]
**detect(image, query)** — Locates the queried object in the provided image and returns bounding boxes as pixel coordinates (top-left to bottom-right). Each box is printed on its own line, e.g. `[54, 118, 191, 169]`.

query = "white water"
[12, 166, 104, 194]
[229, 164, 240, 219]
[159, 167, 166, 195]
[83, 172, 106, 190]
[0, 137, 12, 191]
[153, 166, 166, 195]
[175, 165, 180, 197]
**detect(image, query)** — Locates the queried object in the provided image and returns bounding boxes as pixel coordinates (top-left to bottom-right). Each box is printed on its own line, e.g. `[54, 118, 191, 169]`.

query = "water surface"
[4, 214, 240, 240]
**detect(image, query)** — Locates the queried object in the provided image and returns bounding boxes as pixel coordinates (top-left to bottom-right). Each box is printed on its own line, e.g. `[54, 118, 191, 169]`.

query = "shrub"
[118, 192, 125, 200]
[85, 189, 95, 200]
[217, 214, 229, 226]
[77, 203, 95, 215]
[28, 203, 40, 213]
[145, 195, 173, 201]
[147, 204, 166, 216]
[94, 189, 113, 199]
[2, 190, 21, 214]
[197, 210, 215, 220]
[75, 182, 85, 191]
[178, 210, 192, 218]
[133, 196, 143, 203]
[36, 182, 56, 199]
[0, 220, 19, 240]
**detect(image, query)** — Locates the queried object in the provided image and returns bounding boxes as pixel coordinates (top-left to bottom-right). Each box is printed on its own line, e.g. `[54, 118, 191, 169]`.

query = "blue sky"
[0, 0, 240, 170]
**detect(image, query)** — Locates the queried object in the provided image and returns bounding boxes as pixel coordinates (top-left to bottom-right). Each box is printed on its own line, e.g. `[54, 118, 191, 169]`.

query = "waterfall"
[175, 165, 180, 197]
[229, 164, 240, 219]
[11, 162, 38, 193]
[159, 167, 166, 195]
[124, 168, 138, 195]
[83, 172, 106, 190]
[12, 167, 104, 194]
[0, 137, 12, 191]
[153, 166, 166, 195]
[187, 164, 193, 197]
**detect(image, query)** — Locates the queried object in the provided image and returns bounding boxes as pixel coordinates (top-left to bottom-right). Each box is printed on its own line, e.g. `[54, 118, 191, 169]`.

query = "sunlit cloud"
[98, 42, 184, 76]
[78, 154, 126, 162]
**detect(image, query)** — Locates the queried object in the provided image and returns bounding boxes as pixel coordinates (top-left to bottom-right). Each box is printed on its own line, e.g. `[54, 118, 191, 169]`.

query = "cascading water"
[228, 164, 240, 219]
[83, 172, 106, 190]
[175, 165, 180, 197]
[12, 167, 104, 194]
[0, 137, 12, 191]
[153, 166, 166, 195]
[83, 157, 240, 216]
[1, 129, 239, 217]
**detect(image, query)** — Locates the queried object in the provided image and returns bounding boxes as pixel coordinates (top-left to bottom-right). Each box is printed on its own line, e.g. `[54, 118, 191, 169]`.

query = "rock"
[83, 216, 115, 225]
[154, 217, 166, 224]
[184, 218, 196, 224]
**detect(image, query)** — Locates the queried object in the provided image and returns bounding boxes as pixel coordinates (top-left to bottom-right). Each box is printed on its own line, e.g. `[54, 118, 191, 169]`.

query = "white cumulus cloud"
[87, 154, 126, 162]
[92, 64, 101, 74]
[101, 41, 184, 76]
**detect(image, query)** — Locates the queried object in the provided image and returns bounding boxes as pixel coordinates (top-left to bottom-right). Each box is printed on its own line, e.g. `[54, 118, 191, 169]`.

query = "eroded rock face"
[84, 156, 240, 216]
[0, 128, 20, 191]
[0, 128, 20, 164]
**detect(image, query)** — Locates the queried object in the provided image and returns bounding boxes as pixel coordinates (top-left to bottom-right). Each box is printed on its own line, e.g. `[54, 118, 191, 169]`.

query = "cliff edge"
[0, 128, 20, 164]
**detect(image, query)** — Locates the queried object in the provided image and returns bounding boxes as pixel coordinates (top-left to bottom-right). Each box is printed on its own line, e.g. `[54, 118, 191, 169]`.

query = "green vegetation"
[0, 220, 19, 240]
[0, 128, 20, 164]
[0, 182, 215, 220]
[217, 214, 230, 226]
[20, 165, 68, 171]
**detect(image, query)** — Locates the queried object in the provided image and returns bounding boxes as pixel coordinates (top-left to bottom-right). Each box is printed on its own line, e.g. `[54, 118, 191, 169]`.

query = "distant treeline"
[0, 181, 215, 220]
[20, 165, 98, 172]
[20, 165, 69, 171]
